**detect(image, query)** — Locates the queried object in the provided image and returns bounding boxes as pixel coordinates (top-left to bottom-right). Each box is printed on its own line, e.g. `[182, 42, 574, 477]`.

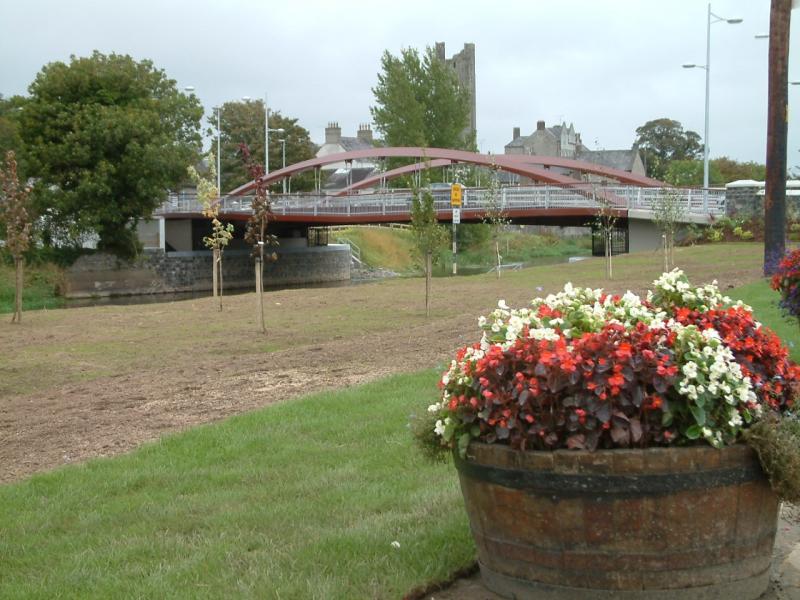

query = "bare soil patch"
[0, 244, 765, 483]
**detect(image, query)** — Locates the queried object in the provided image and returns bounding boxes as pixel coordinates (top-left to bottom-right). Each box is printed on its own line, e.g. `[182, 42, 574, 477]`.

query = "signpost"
[451, 184, 462, 275]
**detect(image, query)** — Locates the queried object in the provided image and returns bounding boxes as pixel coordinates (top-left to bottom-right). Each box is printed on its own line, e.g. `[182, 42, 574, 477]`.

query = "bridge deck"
[155, 185, 726, 226]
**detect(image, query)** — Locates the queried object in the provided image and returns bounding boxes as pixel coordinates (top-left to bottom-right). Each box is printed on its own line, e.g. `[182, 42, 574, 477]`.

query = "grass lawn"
[0, 243, 766, 397]
[0, 370, 473, 599]
[0, 276, 797, 599]
[0, 263, 64, 313]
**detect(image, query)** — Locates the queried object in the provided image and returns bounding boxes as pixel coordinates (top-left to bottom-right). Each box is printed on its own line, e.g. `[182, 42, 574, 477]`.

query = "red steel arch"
[227, 147, 666, 196]
[334, 158, 452, 196]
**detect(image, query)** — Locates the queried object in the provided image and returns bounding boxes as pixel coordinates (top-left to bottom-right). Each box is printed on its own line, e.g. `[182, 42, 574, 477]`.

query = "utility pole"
[764, 0, 792, 275]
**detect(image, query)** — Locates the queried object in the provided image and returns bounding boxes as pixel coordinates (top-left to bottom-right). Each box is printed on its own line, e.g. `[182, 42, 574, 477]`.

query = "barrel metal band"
[454, 454, 763, 497]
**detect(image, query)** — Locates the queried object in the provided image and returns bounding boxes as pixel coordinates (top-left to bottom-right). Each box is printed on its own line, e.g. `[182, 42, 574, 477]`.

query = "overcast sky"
[1, 0, 798, 166]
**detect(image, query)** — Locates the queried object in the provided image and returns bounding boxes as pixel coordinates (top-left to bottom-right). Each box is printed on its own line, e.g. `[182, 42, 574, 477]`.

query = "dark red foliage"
[451, 323, 680, 451]
[772, 248, 800, 323]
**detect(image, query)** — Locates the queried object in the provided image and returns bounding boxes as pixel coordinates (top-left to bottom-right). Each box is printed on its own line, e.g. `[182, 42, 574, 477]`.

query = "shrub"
[705, 227, 724, 242]
[771, 248, 800, 327]
[744, 415, 800, 503]
[419, 270, 799, 458]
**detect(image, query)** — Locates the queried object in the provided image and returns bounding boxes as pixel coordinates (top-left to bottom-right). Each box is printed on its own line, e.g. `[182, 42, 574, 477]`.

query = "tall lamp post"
[215, 106, 221, 194]
[278, 138, 287, 193]
[682, 4, 742, 196]
[264, 93, 285, 181]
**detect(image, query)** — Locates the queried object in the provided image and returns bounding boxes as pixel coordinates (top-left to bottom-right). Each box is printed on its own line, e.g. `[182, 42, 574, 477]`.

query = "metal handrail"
[155, 185, 727, 219]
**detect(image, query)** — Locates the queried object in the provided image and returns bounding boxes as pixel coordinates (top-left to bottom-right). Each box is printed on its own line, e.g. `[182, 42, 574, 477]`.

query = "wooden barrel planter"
[455, 443, 779, 600]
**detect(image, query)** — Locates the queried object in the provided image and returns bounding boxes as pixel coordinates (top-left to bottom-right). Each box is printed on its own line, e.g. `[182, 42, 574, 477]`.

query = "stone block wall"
[64, 244, 351, 298]
[726, 185, 800, 219]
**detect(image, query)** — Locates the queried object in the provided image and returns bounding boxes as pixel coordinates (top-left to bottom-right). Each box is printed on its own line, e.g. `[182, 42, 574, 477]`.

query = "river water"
[63, 254, 588, 309]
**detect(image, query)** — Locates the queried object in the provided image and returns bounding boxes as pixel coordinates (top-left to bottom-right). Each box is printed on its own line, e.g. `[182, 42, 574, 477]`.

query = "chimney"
[357, 123, 373, 143]
[513, 126, 520, 140]
[536, 120, 545, 131]
[325, 121, 341, 144]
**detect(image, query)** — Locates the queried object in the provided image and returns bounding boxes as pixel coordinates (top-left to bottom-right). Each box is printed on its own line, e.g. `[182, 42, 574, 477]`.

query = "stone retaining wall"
[64, 245, 351, 298]
[726, 185, 800, 219]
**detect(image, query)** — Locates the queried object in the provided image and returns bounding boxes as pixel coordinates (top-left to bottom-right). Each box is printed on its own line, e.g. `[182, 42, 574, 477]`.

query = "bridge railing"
[155, 185, 727, 218]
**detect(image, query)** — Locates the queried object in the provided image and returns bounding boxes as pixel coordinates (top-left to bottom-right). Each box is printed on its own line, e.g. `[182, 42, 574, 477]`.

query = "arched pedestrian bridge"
[159, 184, 725, 226]
[155, 147, 726, 254]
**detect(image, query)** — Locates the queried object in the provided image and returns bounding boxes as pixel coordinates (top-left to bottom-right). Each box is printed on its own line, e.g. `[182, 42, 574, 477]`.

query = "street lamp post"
[264, 93, 285, 179]
[215, 107, 221, 195]
[683, 4, 742, 203]
[278, 138, 287, 194]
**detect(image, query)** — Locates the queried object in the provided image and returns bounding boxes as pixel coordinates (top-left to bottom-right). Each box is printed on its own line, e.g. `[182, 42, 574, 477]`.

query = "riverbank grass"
[0, 370, 473, 599]
[0, 262, 63, 313]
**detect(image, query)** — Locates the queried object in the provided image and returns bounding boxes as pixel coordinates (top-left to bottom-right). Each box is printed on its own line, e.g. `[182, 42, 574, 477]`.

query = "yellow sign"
[450, 183, 462, 207]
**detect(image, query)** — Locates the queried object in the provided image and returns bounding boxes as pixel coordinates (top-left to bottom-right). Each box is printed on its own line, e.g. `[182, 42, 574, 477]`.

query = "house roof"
[339, 137, 374, 152]
[323, 167, 377, 190]
[504, 127, 557, 151]
[575, 148, 639, 172]
[505, 137, 528, 149]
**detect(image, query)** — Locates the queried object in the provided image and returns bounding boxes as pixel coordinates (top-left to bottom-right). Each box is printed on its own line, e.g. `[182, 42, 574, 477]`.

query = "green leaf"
[689, 404, 706, 426]
[685, 424, 702, 440]
[457, 433, 472, 458]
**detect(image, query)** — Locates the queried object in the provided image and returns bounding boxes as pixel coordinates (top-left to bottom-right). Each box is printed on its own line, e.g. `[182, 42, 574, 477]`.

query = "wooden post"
[764, 0, 792, 275]
[216, 248, 223, 312]
[12, 258, 22, 323]
[425, 251, 432, 317]
[212, 247, 219, 301]
[255, 257, 265, 333]
[495, 240, 501, 279]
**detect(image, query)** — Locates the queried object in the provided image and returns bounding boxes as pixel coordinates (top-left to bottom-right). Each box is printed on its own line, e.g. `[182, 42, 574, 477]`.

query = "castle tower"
[435, 42, 476, 143]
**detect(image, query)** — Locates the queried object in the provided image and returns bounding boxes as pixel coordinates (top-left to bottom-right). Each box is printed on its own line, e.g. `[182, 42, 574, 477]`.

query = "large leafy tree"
[634, 118, 703, 181]
[20, 52, 203, 257]
[213, 100, 316, 193]
[664, 157, 766, 186]
[371, 47, 474, 151]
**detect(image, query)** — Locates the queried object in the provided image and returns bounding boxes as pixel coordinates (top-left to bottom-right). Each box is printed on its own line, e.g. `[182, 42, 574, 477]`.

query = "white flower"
[434, 420, 446, 436]
[728, 412, 743, 427]
[682, 362, 698, 379]
[390, 541, 401, 549]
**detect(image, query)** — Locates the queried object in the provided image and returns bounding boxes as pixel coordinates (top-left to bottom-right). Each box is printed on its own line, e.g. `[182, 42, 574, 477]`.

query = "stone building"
[315, 122, 379, 192]
[504, 119, 645, 182]
[435, 42, 476, 142]
[505, 120, 581, 158]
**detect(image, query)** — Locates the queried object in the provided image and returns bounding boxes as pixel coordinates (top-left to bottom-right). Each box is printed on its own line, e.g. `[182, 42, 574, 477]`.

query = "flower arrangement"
[418, 270, 800, 461]
[771, 247, 800, 329]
